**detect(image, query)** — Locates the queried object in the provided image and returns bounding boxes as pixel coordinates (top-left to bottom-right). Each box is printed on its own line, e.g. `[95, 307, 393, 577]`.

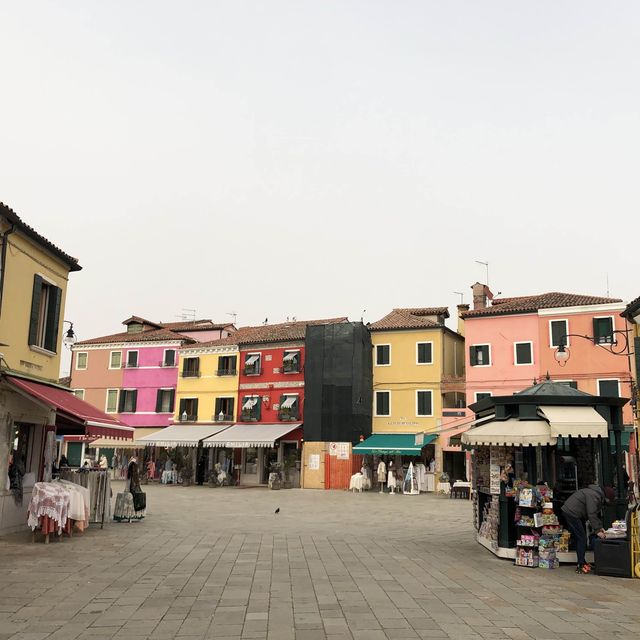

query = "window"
[178, 397, 199, 421]
[593, 317, 615, 344]
[182, 357, 200, 377]
[75, 352, 88, 370]
[244, 447, 258, 474]
[375, 344, 390, 366]
[126, 351, 139, 368]
[118, 389, 137, 413]
[549, 319, 569, 347]
[109, 351, 122, 369]
[375, 391, 390, 416]
[282, 350, 301, 373]
[279, 394, 299, 421]
[417, 342, 433, 365]
[217, 355, 237, 376]
[514, 342, 533, 365]
[244, 353, 262, 376]
[557, 381, 578, 389]
[241, 396, 261, 421]
[106, 389, 119, 413]
[598, 379, 620, 397]
[469, 344, 491, 366]
[156, 389, 175, 413]
[214, 397, 235, 421]
[72, 389, 84, 400]
[28, 275, 62, 353]
[475, 392, 492, 401]
[127, 322, 144, 334]
[163, 349, 176, 367]
[416, 390, 433, 417]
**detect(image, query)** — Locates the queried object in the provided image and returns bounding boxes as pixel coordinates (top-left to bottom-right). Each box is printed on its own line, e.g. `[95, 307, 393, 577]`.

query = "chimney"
[471, 282, 494, 310]
[456, 304, 469, 336]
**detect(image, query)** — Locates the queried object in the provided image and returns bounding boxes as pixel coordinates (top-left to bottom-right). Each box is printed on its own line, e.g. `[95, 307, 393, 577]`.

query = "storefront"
[462, 380, 628, 565]
[202, 423, 302, 486]
[353, 433, 438, 492]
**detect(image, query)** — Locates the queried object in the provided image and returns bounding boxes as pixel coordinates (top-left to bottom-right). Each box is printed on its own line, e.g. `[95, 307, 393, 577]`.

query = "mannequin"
[377, 459, 387, 494]
[387, 461, 396, 494]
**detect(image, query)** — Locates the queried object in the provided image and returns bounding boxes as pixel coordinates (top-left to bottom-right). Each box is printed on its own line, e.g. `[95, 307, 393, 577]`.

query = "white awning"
[203, 423, 302, 448]
[87, 428, 161, 449]
[462, 419, 556, 447]
[242, 397, 258, 410]
[245, 354, 259, 366]
[283, 351, 298, 362]
[137, 423, 231, 447]
[538, 406, 608, 438]
[280, 396, 297, 409]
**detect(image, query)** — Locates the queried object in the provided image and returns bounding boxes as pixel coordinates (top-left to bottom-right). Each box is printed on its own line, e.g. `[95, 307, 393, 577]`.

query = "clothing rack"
[59, 469, 111, 528]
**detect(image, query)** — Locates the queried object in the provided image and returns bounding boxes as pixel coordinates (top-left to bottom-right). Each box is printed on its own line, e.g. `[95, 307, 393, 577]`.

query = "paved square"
[0, 483, 639, 640]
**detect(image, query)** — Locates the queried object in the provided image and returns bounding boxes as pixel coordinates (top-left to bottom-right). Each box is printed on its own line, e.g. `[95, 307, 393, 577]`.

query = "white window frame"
[474, 391, 493, 402]
[244, 352, 262, 373]
[375, 343, 391, 367]
[105, 389, 119, 413]
[75, 352, 88, 370]
[72, 389, 85, 400]
[416, 341, 434, 365]
[593, 315, 616, 345]
[549, 319, 569, 348]
[109, 351, 122, 369]
[415, 389, 433, 417]
[470, 343, 492, 367]
[126, 350, 139, 368]
[597, 378, 620, 397]
[163, 348, 177, 367]
[513, 341, 534, 366]
[374, 390, 391, 417]
[157, 387, 175, 413]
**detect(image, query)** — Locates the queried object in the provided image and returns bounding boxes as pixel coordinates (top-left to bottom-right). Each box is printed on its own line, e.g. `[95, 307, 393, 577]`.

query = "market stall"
[462, 380, 629, 567]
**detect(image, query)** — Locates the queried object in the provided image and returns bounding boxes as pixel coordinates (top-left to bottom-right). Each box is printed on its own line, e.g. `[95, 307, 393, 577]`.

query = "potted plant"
[268, 461, 282, 490]
[180, 457, 194, 486]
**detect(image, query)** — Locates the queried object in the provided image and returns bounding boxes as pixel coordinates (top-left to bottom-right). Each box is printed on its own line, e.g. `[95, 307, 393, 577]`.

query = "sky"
[1, 2, 639, 375]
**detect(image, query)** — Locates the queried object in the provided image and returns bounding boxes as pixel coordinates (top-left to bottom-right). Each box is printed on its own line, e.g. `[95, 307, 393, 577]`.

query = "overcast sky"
[1, 2, 639, 374]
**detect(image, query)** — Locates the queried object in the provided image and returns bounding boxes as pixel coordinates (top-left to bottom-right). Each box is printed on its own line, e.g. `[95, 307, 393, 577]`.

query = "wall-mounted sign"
[308, 454, 320, 470]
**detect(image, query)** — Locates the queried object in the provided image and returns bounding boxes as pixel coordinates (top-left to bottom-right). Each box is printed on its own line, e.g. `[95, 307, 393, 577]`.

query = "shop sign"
[308, 454, 320, 470]
[329, 442, 350, 459]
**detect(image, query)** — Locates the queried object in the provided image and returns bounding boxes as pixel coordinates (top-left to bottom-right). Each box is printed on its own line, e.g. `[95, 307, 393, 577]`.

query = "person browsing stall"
[561, 484, 615, 574]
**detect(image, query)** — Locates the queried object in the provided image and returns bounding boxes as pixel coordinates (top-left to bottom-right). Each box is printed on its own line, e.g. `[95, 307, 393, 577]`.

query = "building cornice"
[72, 341, 185, 351]
[179, 344, 239, 357]
[538, 302, 626, 317]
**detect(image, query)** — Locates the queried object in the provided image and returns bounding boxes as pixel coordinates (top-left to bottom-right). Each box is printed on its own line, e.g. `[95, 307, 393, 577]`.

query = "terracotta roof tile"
[161, 320, 235, 332]
[461, 292, 623, 318]
[369, 308, 445, 331]
[621, 295, 640, 320]
[1, 202, 81, 272]
[75, 328, 194, 346]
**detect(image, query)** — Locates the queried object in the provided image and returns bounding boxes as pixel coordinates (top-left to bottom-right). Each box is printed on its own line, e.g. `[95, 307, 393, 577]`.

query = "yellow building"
[621, 297, 640, 485]
[364, 307, 465, 483]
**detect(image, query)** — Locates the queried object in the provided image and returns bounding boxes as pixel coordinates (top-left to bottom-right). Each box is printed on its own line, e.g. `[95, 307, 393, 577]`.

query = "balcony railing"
[240, 412, 260, 422]
[125, 362, 138, 368]
[243, 367, 262, 376]
[278, 412, 299, 422]
[178, 414, 197, 422]
[213, 413, 234, 422]
[282, 362, 300, 374]
[180, 371, 201, 378]
[216, 369, 237, 376]
[159, 360, 177, 367]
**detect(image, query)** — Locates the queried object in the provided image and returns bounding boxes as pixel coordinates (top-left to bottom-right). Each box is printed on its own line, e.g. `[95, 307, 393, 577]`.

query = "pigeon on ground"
[274, 508, 280, 514]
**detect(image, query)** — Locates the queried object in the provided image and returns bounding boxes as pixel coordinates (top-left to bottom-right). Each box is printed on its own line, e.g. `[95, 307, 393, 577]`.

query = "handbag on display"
[132, 491, 146, 512]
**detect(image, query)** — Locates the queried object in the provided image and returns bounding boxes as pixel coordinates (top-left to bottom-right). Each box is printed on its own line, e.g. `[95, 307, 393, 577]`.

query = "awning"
[87, 428, 161, 449]
[242, 397, 258, 410]
[5, 375, 133, 440]
[137, 423, 231, 447]
[280, 396, 297, 409]
[283, 351, 298, 361]
[462, 418, 556, 447]
[245, 354, 259, 366]
[353, 433, 437, 456]
[538, 406, 608, 438]
[203, 423, 302, 448]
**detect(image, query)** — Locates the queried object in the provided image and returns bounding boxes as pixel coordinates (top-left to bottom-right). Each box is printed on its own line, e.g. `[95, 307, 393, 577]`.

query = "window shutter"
[44, 285, 62, 352]
[469, 346, 477, 366]
[168, 389, 175, 413]
[131, 390, 138, 412]
[254, 396, 261, 420]
[592, 318, 600, 343]
[178, 398, 186, 417]
[230, 355, 237, 371]
[217, 356, 224, 371]
[192, 398, 199, 419]
[228, 398, 235, 419]
[215, 397, 221, 415]
[194, 357, 200, 374]
[166, 350, 175, 366]
[635, 337, 640, 383]
[118, 391, 126, 413]
[155, 389, 162, 413]
[28, 275, 43, 346]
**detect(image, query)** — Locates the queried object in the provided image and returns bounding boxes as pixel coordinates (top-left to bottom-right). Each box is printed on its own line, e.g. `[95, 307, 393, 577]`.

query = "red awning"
[6, 375, 133, 440]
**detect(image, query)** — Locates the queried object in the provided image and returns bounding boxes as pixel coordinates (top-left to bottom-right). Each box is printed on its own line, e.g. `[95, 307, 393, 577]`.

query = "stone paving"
[0, 483, 639, 640]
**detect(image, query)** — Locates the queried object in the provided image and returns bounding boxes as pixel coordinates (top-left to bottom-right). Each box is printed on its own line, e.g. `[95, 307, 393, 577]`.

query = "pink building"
[460, 285, 632, 427]
[70, 316, 235, 431]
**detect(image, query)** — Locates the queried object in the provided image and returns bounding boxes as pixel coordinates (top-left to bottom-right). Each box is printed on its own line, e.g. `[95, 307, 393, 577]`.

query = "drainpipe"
[0, 221, 16, 322]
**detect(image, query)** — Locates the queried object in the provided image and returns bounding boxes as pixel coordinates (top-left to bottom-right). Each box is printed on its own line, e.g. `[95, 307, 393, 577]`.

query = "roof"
[621, 295, 640, 321]
[461, 292, 623, 318]
[368, 307, 448, 331]
[515, 381, 594, 398]
[122, 316, 162, 328]
[181, 317, 348, 350]
[75, 327, 194, 346]
[161, 320, 235, 332]
[0, 202, 81, 272]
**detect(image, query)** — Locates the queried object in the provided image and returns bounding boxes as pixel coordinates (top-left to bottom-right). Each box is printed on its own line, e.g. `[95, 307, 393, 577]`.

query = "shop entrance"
[443, 451, 467, 483]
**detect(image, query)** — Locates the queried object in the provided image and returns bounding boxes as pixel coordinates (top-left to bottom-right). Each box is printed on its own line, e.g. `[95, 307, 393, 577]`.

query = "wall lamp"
[554, 330, 633, 366]
[63, 321, 77, 349]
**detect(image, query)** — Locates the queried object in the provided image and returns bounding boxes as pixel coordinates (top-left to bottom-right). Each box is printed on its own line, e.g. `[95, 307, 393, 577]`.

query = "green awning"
[353, 433, 437, 456]
[609, 427, 634, 451]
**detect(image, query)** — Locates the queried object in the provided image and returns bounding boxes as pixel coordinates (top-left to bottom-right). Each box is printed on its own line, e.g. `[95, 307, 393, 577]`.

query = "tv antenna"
[177, 308, 196, 321]
[453, 292, 464, 304]
[475, 260, 489, 286]
[226, 312, 237, 324]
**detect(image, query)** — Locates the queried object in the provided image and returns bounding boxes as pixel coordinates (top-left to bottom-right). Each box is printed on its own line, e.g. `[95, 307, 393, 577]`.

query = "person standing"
[561, 484, 614, 574]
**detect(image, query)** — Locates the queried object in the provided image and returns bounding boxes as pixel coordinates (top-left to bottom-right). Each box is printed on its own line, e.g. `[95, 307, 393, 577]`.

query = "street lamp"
[63, 321, 77, 349]
[553, 329, 633, 366]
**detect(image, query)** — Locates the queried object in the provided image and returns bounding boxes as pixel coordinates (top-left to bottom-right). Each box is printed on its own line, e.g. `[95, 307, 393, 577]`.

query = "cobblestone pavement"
[1, 483, 639, 640]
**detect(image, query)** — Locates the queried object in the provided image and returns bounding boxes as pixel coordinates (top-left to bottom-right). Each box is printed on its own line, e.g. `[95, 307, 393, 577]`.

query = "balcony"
[125, 362, 139, 368]
[213, 413, 234, 422]
[180, 371, 201, 378]
[243, 366, 262, 376]
[178, 414, 197, 422]
[240, 412, 260, 422]
[216, 369, 237, 376]
[278, 411, 299, 422]
[282, 362, 300, 374]
[159, 360, 177, 367]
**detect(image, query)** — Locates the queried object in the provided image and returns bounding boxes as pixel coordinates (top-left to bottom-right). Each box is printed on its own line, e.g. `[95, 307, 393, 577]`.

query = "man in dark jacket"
[561, 484, 614, 573]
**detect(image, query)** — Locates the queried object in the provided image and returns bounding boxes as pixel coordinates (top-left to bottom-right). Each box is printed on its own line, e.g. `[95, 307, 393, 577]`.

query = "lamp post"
[62, 321, 77, 349]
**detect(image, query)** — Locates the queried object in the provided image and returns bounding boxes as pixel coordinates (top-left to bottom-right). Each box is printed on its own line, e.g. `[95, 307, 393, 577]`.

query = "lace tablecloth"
[27, 482, 71, 532]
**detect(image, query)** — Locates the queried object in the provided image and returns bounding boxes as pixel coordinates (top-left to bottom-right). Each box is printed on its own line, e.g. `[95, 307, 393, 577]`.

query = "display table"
[162, 470, 178, 484]
[349, 473, 371, 492]
[27, 482, 71, 543]
[451, 481, 471, 499]
[437, 481, 451, 495]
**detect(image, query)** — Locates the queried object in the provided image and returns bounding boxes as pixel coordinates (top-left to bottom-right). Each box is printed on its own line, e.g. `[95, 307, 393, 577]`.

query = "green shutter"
[44, 285, 62, 352]
[169, 390, 175, 413]
[155, 389, 162, 413]
[214, 397, 221, 416]
[230, 355, 237, 371]
[192, 398, 199, 420]
[118, 391, 126, 413]
[131, 390, 138, 412]
[229, 398, 235, 419]
[178, 398, 186, 418]
[254, 397, 261, 420]
[634, 337, 640, 382]
[194, 357, 200, 374]
[469, 346, 477, 366]
[28, 275, 43, 346]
